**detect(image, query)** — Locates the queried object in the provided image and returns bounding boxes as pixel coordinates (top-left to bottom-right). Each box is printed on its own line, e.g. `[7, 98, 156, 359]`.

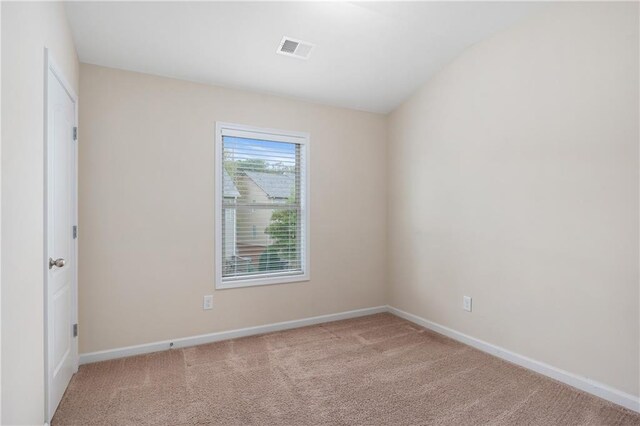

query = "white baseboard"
[79, 306, 387, 365]
[387, 305, 640, 413]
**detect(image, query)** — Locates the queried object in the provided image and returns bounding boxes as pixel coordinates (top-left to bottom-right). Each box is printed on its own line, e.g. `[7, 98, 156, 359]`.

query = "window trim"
[215, 122, 310, 289]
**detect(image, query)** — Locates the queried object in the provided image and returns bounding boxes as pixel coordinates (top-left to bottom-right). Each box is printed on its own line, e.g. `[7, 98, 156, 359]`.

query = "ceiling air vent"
[276, 36, 315, 60]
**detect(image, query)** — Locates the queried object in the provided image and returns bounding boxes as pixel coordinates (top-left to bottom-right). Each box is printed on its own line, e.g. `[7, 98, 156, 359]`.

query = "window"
[215, 122, 309, 289]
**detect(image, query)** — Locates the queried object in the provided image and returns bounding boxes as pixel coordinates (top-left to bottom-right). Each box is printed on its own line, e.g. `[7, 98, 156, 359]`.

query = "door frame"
[43, 48, 79, 423]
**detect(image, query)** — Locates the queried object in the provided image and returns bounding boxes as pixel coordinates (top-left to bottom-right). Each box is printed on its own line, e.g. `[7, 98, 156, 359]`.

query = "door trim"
[43, 48, 78, 423]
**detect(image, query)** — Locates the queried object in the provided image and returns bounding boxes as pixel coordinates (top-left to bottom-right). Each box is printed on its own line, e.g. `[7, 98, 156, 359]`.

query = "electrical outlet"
[203, 295, 213, 310]
[463, 296, 472, 312]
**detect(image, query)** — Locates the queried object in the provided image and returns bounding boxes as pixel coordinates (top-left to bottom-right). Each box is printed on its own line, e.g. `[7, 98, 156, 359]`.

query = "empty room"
[1, 1, 639, 425]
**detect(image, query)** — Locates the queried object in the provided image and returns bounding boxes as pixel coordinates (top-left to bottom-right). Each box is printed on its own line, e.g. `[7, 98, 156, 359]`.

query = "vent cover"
[277, 36, 315, 60]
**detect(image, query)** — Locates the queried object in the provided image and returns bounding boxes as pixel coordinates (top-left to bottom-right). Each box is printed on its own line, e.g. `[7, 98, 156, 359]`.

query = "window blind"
[220, 134, 307, 283]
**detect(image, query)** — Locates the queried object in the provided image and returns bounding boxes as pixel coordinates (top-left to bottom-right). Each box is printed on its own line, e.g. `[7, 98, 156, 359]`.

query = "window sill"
[215, 272, 310, 290]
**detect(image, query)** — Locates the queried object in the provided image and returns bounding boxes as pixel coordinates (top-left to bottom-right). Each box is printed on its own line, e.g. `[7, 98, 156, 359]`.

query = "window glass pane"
[223, 137, 298, 206]
[221, 135, 304, 282]
[222, 206, 301, 278]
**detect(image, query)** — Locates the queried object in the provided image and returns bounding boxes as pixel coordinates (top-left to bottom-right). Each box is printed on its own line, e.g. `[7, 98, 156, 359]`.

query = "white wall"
[388, 2, 639, 397]
[0, 4, 3, 421]
[1, 2, 79, 424]
[77, 64, 388, 354]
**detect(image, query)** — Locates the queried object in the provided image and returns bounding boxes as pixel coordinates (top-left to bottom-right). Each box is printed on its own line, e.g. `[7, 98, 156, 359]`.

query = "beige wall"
[78, 64, 388, 353]
[1, 2, 79, 424]
[388, 2, 639, 397]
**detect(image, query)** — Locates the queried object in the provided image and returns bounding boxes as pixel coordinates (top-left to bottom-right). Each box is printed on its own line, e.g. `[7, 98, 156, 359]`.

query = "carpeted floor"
[53, 313, 640, 425]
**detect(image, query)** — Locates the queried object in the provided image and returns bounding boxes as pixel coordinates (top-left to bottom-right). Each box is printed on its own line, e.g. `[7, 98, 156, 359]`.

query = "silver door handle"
[49, 257, 65, 269]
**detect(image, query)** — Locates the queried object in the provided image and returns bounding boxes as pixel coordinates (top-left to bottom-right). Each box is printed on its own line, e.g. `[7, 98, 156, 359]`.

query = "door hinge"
[73, 323, 78, 338]
[73, 126, 78, 141]
[72, 225, 78, 239]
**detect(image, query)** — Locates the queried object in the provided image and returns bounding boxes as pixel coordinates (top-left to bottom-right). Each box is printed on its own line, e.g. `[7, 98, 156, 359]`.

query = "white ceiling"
[65, 1, 541, 113]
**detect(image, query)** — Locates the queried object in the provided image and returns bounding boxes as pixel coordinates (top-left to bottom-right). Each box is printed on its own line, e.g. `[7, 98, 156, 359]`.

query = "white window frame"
[215, 122, 310, 289]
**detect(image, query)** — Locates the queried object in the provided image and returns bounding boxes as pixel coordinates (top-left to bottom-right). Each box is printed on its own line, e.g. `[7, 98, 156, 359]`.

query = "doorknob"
[49, 257, 65, 269]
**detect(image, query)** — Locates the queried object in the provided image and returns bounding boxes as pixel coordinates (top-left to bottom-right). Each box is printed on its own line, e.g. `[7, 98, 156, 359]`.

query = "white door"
[46, 55, 78, 421]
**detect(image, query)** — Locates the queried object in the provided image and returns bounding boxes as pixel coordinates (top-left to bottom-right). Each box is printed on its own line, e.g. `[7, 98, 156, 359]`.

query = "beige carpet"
[53, 313, 640, 425]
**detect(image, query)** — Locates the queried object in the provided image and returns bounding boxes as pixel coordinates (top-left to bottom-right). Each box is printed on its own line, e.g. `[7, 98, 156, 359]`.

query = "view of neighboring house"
[222, 169, 240, 261]
[235, 170, 295, 262]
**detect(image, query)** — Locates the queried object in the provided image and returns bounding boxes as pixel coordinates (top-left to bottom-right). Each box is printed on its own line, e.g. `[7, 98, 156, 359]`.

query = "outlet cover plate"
[203, 295, 213, 310]
[463, 296, 472, 312]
